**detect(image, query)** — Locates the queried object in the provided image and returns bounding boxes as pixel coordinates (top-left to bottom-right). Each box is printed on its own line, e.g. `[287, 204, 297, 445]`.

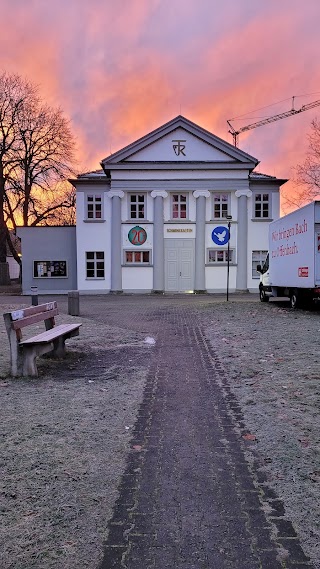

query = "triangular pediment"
[101, 116, 258, 167]
[124, 127, 234, 162]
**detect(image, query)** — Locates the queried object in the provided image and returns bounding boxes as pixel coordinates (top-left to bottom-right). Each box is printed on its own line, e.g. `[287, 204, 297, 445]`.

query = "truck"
[257, 200, 320, 308]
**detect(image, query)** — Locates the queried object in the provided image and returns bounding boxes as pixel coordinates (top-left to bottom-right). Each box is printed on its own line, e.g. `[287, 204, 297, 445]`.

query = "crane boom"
[227, 97, 320, 147]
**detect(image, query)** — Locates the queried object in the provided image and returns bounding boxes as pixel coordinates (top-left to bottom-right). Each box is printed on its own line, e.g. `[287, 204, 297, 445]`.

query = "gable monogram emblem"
[172, 139, 186, 156]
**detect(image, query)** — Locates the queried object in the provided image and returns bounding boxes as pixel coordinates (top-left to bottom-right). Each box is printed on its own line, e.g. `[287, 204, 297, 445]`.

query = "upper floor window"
[171, 193, 187, 219]
[129, 194, 145, 220]
[87, 194, 102, 220]
[213, 193, 230, 219]
[254, 193, 270, 218]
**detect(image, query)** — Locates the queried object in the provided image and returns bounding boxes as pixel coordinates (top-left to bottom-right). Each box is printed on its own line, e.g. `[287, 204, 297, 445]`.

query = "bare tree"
[0, 72, 77, 284]
[0, 73, 36, 281]
[10, 103, 76, 226]
[282, 118, 320, 211]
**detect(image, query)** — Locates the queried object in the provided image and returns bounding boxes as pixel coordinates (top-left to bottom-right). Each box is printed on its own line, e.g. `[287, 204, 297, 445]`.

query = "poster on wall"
[33, 261, 67, 278]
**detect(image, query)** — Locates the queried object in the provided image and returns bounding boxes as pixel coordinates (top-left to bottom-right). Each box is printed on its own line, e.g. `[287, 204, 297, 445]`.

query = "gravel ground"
[0, 294, 319, 569]
[202, 299, 320, 569]
[0, 300, 149, 569]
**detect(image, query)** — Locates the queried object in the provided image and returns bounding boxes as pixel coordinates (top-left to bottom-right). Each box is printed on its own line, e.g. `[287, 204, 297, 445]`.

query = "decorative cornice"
[103, 162, 257, 171]
[69, 178, 110, 188]
[193, 190, 210, 199]
[150, 190, 168, 199]
[107, 190, 125, 199]
[235, 189, 252, 198]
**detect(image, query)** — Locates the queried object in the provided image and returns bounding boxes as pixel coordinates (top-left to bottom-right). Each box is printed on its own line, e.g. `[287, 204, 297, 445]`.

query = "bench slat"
[11, 309, 59, 330]
[11, 302, 57, 321]
[20, 323, 82, 345]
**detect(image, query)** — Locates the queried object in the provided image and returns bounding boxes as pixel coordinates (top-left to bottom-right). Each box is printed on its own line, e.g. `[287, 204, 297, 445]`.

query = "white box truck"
[257, 200, 320, 308]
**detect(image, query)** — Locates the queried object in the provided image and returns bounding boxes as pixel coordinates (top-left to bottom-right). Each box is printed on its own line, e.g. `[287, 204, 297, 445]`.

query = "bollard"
[30, 286, 38, 306]
[68, 290, 80, 316]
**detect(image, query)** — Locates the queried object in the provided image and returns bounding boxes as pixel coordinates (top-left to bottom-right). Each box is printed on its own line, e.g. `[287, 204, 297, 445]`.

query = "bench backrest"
[8, 302, 59, 331]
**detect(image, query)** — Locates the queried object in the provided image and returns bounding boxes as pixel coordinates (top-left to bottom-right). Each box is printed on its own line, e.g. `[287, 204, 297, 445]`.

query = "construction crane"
[227, 96, 320, 147]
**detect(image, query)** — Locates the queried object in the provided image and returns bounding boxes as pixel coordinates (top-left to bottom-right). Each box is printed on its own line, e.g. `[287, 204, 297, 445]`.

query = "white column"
[193, 190, 210, 292]
[107, 190, 124, 293]
[151, 190, 168, 292]
[235, 189, 252, 291]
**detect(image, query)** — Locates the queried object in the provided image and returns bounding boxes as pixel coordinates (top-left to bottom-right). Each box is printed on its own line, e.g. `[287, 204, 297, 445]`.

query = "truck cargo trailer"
[257, 200, 320, 308]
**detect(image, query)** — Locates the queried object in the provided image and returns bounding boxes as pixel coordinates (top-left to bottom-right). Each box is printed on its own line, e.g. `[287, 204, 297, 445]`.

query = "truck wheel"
[290, 291, 299, 309]
[259, 288, 269, 303]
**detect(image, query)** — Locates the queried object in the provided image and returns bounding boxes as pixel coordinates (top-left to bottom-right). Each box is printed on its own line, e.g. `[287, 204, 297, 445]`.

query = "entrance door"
[165, 239, 195, 292]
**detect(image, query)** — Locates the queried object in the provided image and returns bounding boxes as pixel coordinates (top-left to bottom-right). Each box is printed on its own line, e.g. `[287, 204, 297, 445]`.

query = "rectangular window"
[129, 194, 145, 219]
[252, 250, 268, 278]
[171, 194, 187, 219]
[254, 193, 269, 218]
[87, 194, 102, 220]
[124, 250, 151, 264]
[213, 193, 229, 218]
[86, 251, 105, 278]
[208, 249, 233, 263]
[33, 261, 67, 278]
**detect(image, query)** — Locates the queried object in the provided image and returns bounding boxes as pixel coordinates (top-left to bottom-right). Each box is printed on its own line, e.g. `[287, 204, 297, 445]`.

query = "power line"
[229, 96, 293, 121]
[227, 94, 320, 147]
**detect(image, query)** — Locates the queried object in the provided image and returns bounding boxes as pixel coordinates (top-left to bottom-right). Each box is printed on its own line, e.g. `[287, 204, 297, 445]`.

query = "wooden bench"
[3, 301, 82, 377]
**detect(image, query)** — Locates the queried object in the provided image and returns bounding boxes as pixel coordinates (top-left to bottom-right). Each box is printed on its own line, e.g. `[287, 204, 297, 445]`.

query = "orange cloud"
[1, 0, 319, 212]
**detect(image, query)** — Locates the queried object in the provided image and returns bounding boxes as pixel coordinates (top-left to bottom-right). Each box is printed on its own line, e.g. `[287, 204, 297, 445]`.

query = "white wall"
[122, 223, 153, 249]
[205, 221, 237, 291]
[246, 191, 280, 291]
[206, 266, 237, 292]
[122, 267, 153, 291]
[112, 169, 249, 180]
[76, 187, 111, 292]
[7, 256, 20, 279]
[75, 181, 279, 294]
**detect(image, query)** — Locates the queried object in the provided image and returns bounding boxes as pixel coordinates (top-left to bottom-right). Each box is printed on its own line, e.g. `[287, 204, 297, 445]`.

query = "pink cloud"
[1, 0, 319, 210]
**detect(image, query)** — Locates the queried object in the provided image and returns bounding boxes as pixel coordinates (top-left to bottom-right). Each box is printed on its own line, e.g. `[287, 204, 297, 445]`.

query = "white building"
[71, 116, 286, 295]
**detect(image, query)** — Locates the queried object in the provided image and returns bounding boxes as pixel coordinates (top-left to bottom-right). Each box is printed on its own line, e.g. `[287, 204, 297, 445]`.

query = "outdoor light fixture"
[226, 215, 232, 301]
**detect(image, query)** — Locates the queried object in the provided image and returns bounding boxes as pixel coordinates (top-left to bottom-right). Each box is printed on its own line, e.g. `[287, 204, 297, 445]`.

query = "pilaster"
[151, 190, 168, 292]
[193, 190, 210, 292]
[107, 190, 124, 293]
[235, 189, 251, 291]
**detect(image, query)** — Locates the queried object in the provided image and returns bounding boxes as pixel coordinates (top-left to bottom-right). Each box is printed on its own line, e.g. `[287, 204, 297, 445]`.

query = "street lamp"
[226, 215, 232, 301]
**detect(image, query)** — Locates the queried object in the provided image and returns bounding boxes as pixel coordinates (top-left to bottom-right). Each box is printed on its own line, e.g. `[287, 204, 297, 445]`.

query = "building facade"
[71, 116, 286, 294]
[18, 226, 77, 294]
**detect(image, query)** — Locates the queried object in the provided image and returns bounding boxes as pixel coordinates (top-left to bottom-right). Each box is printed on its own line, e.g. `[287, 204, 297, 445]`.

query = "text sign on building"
[211, 226, 230, 246]
[128, 226, 147, 246]
[165, 225, 194, 239]
[166, 228, 193, 233]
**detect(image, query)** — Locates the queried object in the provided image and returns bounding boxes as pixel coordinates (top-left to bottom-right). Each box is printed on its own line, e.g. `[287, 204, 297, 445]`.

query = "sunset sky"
[1, 0, 320, 208]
